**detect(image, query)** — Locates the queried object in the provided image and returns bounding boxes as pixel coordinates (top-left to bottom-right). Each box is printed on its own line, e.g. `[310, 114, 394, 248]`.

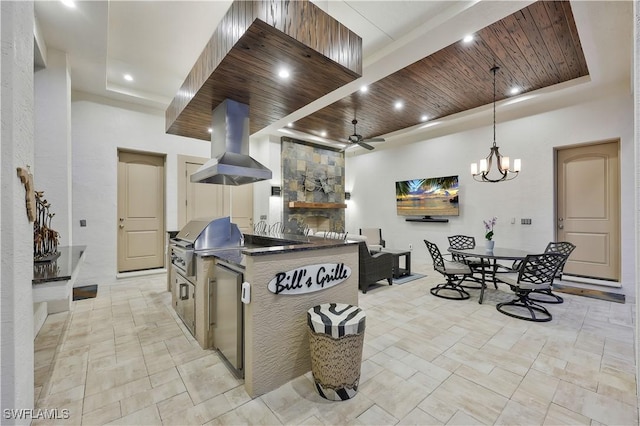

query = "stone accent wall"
[281, 137, 345, 233]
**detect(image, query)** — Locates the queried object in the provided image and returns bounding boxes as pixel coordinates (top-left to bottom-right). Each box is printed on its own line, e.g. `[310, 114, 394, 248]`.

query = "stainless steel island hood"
[190, 99, 272, 185]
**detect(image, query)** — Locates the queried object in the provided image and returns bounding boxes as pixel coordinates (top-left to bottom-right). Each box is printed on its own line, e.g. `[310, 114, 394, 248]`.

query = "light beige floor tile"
[37, 384, 85, 409]
[494, 399, 547, 425]
[85, 356, 148, 396]
[223, 385, 252, 410]
[356, 404, 398, 425]
[83, 377, 151, 414]
[397, 407, 442, 425]
[359, 368, 431, 420]
[313, 392, 375, 425]
[212, 398, 282, 425]
[81, 401, 122, 426]
[370, 351, 417, 379]
[455, 364, 522, 399]
[48, 371, 87, 396]
[157, 391, 194, 420]
[105, 404, 161, 426]
[181, 362, 241, 405]
[418, 374, 508, 425]
[149, 366, 181, 388]
[33, 270, 638, 426]
[295, 415, 326, 425]
[543, 403, 590, 425]
[260, 375, 322, 425]
[446, 410, 484, 425]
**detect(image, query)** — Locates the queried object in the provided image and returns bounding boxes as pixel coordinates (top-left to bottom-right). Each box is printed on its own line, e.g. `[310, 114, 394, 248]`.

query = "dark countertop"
[195, 233, 358, 269]
[33, 246, 87, 284]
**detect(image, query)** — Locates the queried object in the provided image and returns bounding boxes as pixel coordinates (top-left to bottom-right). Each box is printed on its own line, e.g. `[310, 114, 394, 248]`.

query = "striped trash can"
[307, 303, 366, 401]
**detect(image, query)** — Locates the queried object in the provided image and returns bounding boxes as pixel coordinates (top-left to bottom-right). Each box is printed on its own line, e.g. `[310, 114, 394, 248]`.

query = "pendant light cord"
[492, 66, 498, 148]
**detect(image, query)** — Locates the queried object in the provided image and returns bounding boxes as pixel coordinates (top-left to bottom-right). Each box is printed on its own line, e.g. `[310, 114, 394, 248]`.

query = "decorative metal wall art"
[34, 191, 60, 262]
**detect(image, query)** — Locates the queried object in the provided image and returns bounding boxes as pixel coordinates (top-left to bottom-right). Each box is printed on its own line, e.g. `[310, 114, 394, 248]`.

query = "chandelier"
[471, 66, 521, 182]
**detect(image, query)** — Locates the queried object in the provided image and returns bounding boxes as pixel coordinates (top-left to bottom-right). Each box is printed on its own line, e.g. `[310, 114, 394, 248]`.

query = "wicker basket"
[307, 303, 366, 401]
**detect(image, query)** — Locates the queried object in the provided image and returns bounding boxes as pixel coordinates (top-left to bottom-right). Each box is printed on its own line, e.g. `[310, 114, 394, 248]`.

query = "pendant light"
[471, 66, 521, 182]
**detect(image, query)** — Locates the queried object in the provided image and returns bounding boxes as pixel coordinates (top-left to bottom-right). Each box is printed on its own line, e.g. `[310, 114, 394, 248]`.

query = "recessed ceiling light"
[320, 131, 327, 138]
[420, 115, 428, 122]
[60, 0, 76, 8]
[360, 85, 368, 93]
[278, 68, 290, 79]
[463, 34, 474, 43]
[287, 122, 293, 128]
[124, 74, 133, 82]
[207, 128, 212, 133]
[510, 87, 520, 95]
[394, 101, 403, 110]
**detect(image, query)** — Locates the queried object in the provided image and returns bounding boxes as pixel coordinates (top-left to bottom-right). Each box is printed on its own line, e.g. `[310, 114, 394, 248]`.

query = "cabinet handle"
[179, 283, 188, 300]
[209, 278, 216, 326]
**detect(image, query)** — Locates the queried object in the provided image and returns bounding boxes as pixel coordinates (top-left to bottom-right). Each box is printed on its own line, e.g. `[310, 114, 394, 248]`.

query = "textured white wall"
[346, 92, 636, 299]
[633, 0, 639, 396]
[35, 49, 72, 246]
[1, 0, 35, 419]
[71, 97, 210, 285]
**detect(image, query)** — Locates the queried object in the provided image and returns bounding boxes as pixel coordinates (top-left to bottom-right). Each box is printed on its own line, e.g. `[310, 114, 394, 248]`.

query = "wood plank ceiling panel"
[166, 0, 362, 141]
[290, 0, 588, 145]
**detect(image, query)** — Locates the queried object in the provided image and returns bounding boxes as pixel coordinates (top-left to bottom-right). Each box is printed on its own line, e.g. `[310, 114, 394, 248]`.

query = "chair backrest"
[254, 220, 267, 234]
[516, 253, 566, 286]
[360, 228, 382, 245]
[448, 235, 476, 250]
[448, 235, 475, 262]
[424, 239, 445, 269]
[544, 242, 575, 276]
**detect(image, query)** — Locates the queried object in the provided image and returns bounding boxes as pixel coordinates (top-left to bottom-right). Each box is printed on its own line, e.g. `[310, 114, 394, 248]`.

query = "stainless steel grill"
[170, 216, 243, 278]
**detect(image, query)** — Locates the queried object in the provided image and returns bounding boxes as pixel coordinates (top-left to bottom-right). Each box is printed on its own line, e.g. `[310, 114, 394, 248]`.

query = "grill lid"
[175, 216, 242, 250]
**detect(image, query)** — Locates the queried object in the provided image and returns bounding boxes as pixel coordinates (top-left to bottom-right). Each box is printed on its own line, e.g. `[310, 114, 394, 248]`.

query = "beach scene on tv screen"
[395, 176, 459, 216]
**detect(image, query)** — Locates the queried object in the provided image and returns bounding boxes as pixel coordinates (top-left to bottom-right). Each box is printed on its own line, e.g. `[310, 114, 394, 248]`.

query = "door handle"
[119, 224, 124, 229]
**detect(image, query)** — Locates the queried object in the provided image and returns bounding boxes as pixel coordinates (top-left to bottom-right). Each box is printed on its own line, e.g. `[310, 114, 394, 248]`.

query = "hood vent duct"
[190, 99, 272, 185]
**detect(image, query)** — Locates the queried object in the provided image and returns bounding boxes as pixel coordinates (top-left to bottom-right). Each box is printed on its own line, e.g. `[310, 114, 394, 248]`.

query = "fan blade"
[357, 141, 375, 150]
[362, 137, 385, 143]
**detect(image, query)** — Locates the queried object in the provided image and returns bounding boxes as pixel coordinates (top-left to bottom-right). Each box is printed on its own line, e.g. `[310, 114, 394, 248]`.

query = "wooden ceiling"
[166, 0, 362, 142]
[290, 1, 588, 144]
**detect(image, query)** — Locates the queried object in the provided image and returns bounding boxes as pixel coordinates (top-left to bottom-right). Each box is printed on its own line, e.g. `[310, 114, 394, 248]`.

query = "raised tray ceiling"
[166, 1, 362, 142]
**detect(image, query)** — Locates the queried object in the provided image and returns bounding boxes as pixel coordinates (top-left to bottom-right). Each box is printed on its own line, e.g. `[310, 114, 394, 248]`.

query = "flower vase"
[485, 240, 495, 252]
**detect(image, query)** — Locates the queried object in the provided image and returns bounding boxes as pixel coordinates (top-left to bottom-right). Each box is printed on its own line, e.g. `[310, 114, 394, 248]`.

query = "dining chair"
[494, 252, 566, 322]
[447, 235, 487, 288]
[424, 239, 472, 300]
[528, 241, 576, 304]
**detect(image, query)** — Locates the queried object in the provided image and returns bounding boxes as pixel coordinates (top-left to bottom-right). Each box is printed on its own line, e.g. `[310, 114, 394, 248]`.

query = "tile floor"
[34, 261, 638, 425]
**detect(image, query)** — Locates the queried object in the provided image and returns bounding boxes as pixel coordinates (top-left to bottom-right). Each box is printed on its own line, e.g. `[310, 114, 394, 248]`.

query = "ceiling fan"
[344, 119, 385, 150]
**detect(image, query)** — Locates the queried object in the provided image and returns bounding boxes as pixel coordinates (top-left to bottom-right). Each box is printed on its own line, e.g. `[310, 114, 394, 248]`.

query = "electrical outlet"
[521, 218, 532, 225]
[260, 215, 267, 220]
[80, 219, 87, 227]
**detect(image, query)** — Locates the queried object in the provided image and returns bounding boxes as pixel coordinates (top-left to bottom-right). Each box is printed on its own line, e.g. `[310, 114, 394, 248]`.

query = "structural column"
[1, 0, 36, 421]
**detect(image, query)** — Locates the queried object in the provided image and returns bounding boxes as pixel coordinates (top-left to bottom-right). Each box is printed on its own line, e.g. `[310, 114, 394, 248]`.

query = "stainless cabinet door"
[214, 263, 243, 371]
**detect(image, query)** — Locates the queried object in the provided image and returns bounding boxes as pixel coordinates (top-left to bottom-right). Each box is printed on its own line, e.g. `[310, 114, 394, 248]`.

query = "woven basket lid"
[307, 303, 365, 338]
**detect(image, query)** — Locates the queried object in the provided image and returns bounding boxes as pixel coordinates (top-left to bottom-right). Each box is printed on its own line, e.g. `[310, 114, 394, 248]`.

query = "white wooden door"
[117, 151, 165, 272]
[230, 184, 253, 233]
[556, 141, 620, 280]
[186, 162, 228, 223]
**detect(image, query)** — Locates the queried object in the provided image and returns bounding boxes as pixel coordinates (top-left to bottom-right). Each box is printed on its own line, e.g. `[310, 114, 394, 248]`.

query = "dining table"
[448, 246, 532, 304]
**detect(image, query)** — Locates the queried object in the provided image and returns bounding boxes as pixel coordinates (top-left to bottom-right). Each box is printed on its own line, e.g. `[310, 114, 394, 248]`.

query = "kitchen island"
[185, 233, 359, 398]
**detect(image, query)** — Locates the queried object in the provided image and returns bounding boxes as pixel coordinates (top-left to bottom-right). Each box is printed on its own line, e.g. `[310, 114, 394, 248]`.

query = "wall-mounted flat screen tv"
[395, 175, 459, 217]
